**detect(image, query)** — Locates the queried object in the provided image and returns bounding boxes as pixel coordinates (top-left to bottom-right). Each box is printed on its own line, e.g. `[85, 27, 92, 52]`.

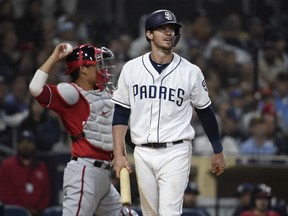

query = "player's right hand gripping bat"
[120, 167, 131, 206]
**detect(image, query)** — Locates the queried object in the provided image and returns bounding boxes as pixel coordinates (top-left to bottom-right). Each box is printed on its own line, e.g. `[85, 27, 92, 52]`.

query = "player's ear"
[146, 30, 153, 41]
[79, 65, 88, 74]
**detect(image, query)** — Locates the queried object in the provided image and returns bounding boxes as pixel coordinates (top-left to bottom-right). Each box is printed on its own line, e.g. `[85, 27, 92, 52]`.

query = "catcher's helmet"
[145, 9, 182, 46]
[65, 44, 115, 91]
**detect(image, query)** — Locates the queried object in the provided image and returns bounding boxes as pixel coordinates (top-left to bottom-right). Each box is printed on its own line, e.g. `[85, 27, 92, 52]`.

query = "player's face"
[150, 24, 176, 50]
[85, 64, 98, 83]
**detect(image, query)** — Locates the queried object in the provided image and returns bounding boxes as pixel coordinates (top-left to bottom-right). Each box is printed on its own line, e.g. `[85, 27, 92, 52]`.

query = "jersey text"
[133, 84, 184, 106]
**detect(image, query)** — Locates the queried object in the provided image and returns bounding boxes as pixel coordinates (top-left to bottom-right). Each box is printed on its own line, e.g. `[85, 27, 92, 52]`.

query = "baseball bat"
[120, 167, 131, 206]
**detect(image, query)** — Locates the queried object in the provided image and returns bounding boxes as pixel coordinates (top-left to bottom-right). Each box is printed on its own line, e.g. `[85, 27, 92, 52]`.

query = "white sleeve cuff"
[29, 69, 49, 97]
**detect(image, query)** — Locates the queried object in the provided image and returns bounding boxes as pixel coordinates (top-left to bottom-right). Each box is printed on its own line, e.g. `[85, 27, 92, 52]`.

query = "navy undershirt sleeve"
[195, 105, 223, 154]
[112, 104, 130, 126]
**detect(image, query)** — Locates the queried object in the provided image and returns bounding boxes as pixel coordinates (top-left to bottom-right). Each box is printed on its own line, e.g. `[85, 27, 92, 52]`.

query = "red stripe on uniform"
[76, 166, 86, 216]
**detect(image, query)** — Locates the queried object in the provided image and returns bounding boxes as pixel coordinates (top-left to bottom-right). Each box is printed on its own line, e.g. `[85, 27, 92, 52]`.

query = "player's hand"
[50, 43, 72, 61]
[211, 151, 226, 176]
[113, 155, 132, 178]
[39, 43, 73, 74]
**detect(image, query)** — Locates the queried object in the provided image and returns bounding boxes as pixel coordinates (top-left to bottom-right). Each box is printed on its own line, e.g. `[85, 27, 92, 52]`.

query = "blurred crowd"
[0, 0, 288, 158]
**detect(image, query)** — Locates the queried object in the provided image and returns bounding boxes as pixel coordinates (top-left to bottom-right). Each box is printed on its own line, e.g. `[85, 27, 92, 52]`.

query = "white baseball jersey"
[112, 52, 211, 144]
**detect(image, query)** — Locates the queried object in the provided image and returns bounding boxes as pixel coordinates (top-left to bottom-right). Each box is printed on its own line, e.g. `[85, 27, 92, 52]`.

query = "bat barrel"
[120, 167, 132, 206]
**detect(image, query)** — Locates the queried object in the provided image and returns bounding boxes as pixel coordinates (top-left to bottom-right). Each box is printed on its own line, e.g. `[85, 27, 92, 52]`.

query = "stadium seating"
[43, 207, 98, 216]
[4, 205, 32, 216]
[43, 206, 62, 216]
[182, 212, 202, 216]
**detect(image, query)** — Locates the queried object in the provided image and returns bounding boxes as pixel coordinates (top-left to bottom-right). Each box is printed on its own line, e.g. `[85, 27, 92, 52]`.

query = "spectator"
[240, 115, 277, 155]
[0, 28, 20, 83]
[19, 98, 63, 152]
[0, 0, 14, 20]
[40, 0, 78, 18]
[204, 18, 251, 65]
[183, 181, 210, 216]
[0, 130, 51, 216]
[246, 17, 266, 54]
[240, 183, 280, 216]
[176, 19, 196, 60]
[127, 14, 149, 59]
[190, 15, 212, 48]
[204, 69, 229, 109]
[52, 15, 78, 47]
[226, 13, 249, 48]
[1, 73, 30, 128]
[229, 88, 246, 122]
[0, 75, 13, 148]
[15, 0, 43, 47]
[273, 72, 288, 135]
[193, 101, 242, 156]
[221, 50, 242, 89]
[232, 182, 254, 216]
[109, 34, 132, 63]
[272, 32, 288, 70]
[261, 103, 288, 155]
[10, 0, 30, 19]
[239, 62, 254, 93]
[108, 34, 133, 86]
[258, 41, 286, 88]
[40, 17, 57, 42]
[224, 107, 245, 139]
[206, 46, 225, 73]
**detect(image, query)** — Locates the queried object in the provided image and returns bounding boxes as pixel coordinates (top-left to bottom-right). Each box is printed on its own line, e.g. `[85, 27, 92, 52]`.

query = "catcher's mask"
[145, 9, 182, 47]
[65, 44, 115, 91]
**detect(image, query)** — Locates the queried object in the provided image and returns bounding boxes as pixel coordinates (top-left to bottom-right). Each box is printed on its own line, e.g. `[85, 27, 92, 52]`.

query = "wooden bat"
[119, 138, 131, 206]
[120, 167, 131, 206]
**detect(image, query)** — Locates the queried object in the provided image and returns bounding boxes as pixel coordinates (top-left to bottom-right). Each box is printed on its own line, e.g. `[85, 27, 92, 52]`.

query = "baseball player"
[29, 43, 123, 216]
[112, 9, 226, 216]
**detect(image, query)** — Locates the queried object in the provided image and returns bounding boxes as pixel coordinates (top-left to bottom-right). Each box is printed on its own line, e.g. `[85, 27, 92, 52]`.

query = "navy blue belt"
[71, 157, 113, 170]
[141, 140, 183, 148]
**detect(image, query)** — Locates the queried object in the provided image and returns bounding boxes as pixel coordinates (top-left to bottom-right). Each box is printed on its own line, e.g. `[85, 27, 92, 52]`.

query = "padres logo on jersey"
[133, 84, 184, 106]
